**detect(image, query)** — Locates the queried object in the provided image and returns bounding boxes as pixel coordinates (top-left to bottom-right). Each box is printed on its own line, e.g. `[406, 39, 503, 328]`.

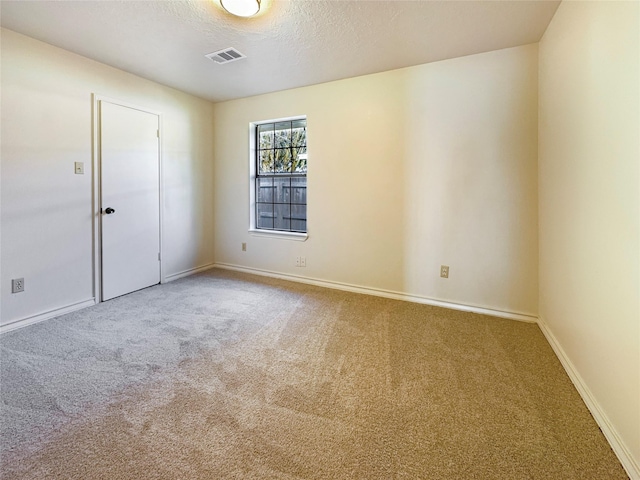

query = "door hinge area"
[158, 252, 161, 261]
[157, 130, 159, 138]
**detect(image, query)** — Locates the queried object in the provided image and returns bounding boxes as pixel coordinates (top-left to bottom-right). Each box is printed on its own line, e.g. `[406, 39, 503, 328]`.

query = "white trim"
[92, 94, 101, 303]
[92, 94, 163, 301]
[0, 261, 215, 334]
[0, 299, 96, 335]
[538, 316, 640, 480]
[248, 121, 256, 231]
[164, 263, 217, 282]
[158, 112, 165, 283]
[213, 262, 538, 323]
[248, 229, 308, 241]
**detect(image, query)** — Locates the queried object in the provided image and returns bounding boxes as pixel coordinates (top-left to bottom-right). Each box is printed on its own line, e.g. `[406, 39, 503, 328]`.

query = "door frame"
[92, 94, 164, 303]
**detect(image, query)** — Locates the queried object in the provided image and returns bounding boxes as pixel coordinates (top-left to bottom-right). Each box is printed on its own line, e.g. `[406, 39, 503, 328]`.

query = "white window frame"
[249, 115, 308, 241]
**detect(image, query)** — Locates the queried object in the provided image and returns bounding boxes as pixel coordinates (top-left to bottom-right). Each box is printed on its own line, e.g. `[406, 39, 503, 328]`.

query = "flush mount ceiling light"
[220, 0, 260, 17]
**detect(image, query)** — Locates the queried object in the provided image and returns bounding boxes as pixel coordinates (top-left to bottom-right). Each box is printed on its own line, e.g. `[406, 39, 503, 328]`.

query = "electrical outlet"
[440, 265, 449, 278]
[300, 256, 306, 267]
[296, 256, 301, 267]
[242, 242, 246, 251]
[12, 278, 24, 293]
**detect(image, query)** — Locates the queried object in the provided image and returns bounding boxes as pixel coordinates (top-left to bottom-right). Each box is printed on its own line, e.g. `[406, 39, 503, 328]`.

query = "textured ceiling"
[0, 0, 560, 103]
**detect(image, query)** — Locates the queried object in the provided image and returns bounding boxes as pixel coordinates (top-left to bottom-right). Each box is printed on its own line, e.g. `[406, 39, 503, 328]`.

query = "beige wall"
[539, 1, 640, 475]
[1, 29, 216, 325]
[213, 44, 539, 317]
[2, 3, 639, 474]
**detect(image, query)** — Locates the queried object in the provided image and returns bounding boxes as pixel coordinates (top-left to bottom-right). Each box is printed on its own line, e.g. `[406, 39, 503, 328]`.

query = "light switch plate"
[74, 162, 84, 174]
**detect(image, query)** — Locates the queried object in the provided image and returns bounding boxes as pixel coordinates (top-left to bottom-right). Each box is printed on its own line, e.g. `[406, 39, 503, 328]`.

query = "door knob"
[104, 207, 116, 214]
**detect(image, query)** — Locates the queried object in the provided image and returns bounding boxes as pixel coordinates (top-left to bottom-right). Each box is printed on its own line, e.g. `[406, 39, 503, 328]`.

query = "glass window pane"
[292, 146, 307, 173]
[257, 203, 274, 230]
[291, 204, 307, 232]
[257, 177, 274, 203]
[275, 204, 291, 231]
[274, 177, 290, 203]
[259, 149, 274, 174]
[258, 124, 274, 149]
[291, 119, 305, 129]
[274, 148, 291, 173]
[291, 177, 307, 204]
[274, 122, 291, 148]
[292, 120, 306, 147]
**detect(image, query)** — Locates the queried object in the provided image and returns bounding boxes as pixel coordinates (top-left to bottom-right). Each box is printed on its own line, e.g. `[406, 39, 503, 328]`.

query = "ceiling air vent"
[205, 48, 246, 64]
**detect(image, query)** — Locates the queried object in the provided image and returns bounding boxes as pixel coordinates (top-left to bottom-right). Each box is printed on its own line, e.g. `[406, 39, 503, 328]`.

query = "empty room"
[1, 0, 638, 478]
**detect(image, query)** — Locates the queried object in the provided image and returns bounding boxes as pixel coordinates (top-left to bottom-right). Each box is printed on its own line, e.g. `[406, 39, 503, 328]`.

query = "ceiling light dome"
[220, 0, 260, 17]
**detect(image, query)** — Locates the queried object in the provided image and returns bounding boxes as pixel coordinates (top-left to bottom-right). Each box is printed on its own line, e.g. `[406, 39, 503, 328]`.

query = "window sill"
[248, 229, 308, 241]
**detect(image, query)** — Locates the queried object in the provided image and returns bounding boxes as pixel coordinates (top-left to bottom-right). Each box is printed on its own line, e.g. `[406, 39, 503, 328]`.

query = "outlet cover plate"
[12, 278, 24, 293]
[440, 266, 449, 278]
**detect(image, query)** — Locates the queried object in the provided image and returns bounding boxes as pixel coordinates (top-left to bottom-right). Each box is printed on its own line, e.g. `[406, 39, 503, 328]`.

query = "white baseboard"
[0, 264, 217, 334]
[0, 298, 96, 335]
[164, 262, 216, 283]
[213, 262, 538, 323]
[538, 316, 639, 480]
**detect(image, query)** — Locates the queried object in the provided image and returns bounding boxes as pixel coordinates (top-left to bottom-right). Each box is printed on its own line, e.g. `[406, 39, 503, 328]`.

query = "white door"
[100, 101, 160, 301]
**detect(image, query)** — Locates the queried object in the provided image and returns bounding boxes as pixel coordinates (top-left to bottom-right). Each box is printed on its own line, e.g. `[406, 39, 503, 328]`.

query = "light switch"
[74, 162, 84, 174]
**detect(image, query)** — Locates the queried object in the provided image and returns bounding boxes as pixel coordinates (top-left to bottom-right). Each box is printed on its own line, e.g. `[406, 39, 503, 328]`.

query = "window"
[254, 118, 307, 234]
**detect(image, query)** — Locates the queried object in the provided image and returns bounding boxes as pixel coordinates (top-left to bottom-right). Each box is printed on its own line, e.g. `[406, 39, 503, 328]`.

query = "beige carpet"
[0, 269, 628, 479]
